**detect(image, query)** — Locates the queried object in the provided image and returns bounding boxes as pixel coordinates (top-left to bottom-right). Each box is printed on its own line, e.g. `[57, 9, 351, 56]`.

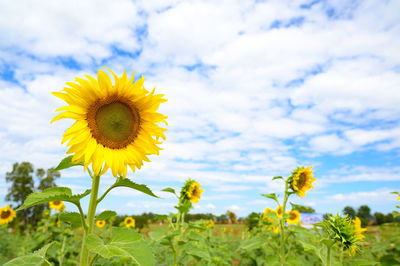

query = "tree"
[227, 210, 237, 224]
[343, 206, 356, 219]
[290, 203, 315, 213]
[5, 162, 60, 228]
[374, 212, 385, 225]
[357, 205, 372, 226]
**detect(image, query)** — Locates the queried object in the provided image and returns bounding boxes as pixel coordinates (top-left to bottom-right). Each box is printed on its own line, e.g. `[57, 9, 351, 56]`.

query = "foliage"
[290, 203, 316, 213]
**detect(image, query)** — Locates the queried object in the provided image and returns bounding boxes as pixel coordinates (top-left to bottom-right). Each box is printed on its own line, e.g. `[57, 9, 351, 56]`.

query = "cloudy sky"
[0, 0, 399, 217]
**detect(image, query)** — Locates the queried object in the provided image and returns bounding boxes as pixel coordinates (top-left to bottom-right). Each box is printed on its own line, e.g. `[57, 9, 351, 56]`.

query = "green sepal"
[86, 227, 154, 266]
[161, 187, 177, 195]
[54, 155, 83, 171]
[96, 210, 117, 221]
[272, 176, 283, 180]
[59, 212, 82, 228]
[16, 187, 91, 211]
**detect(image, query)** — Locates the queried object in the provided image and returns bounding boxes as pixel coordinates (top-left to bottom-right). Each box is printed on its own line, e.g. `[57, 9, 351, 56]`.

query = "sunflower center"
[296, 173, 307, 188]
[290, 212, 297, 220]
[53, 201, 61, 205]
[87, 96, 140, 149]
[126, 219, 132, 224]
[1, 210, 11, 219]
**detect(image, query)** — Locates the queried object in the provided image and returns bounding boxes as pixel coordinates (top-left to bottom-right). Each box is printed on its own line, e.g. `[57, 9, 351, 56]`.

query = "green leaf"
[261, 193, 279, 205]
[59, 212, 82, 228]
[351, 259, 378, 266]
[96, 210, 117, 221]
[187, 231, 206, 242]
[3, 255, 44, 266]
[54, 155, 83, 171]
[4, 242, 54, 266]
[33, 242, 55, 257]
[185, 248, 211, 261]
[86, 227, 154, 266]
[272, 176, 283, 180]
[320, 238, 335, 248]
[392, 210, 400, 218]
[112, 177, 158, 198]
[148, 229, 166, 241]
[161, 187, 176, 195]
[299, 241, 317, 253]
[238, 235, 266, 251]
[16, 187, 91, 211]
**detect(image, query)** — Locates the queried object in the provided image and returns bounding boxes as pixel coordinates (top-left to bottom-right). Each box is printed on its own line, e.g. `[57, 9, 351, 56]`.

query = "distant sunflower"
[49, 201, 65, 212]
[291, 166, 316, 198]
[186, 181, 204, 203]
[207, 219, 215, 228]
[96, 220, 106, 228]
[286, 210, 300, 225]
[272, 225, 279, 234]
[51, 68, 168, 178]
[262, 207, 275, 223]
[124, 217, 135, 228]
[0, 205, 16, 225]
[353, 217, 367, 240]
[276, 206, 283, 218]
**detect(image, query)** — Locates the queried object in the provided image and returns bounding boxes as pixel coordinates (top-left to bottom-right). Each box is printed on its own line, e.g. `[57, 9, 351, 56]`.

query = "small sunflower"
[186, 181, 204, 203]
[124, 216, 135, 228]
[276, 206, 283, 218]
[290, 166, 316, 198]
[96, 220, 106, 228]
[43, 210, 50, 216]
[262, 207, 275, 223]
[207, 219, 215, 228]
[51, 68, 167, 178]
[0, 205, 16, 225]
[272, 225, 279, 234]
[353, 217, 367, 240]
[286, 210, 300, 225]
[49, 201, 65, 212]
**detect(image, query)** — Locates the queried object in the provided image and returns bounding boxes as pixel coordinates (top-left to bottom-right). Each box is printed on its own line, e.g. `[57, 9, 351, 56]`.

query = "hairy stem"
[80, 174, 100, 266]
[280, 179, 290, 265]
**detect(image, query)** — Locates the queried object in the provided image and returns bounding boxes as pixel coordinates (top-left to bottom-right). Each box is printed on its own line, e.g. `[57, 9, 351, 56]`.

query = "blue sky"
[0, 0, 400, 217]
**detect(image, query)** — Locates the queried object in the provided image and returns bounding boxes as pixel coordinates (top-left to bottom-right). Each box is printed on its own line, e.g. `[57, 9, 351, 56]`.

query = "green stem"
[80, 174, 100, 266]
[59, 235, 66, 266]
[280, 179, 290, 265]
[326, 246, 331, 266]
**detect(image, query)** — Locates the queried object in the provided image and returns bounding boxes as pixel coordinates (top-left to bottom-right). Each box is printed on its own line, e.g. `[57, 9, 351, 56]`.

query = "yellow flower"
[291, 166, 316, 198]
[286, 210, 300, 225]
[353, 217, 367, 240]
[207, 219, 215, 228]
[96, 220, 106, 228]
[276, 206, 283, 218]
[124, 217, 135, 228]
[262, 207, 275, 222]
[223, 227, 227, 232]
[0, 205, 16, 225]
[397, 195, 400, 201]
[51, 68, 168, 178]
[49, 201, 65, 212]
[186, 182, 204, 203]
[272, 225, 279, 234]
[43, 210, 50, 216]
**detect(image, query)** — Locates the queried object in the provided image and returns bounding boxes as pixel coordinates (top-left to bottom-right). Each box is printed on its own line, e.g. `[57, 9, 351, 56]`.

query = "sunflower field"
[1, 69, 400, 266]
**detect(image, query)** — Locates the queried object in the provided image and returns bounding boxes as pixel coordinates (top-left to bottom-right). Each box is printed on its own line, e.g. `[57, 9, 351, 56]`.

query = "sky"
[0, 0, 399, 217]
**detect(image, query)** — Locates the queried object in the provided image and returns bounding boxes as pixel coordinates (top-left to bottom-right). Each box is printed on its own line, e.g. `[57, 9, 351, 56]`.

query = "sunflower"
[272, 225, 279, 234]
[353, 217, 367, 240]
[51, 68, 168, 178]
[262, 207, 275, 223]
[0, 205, 16, 225]
[291, 166, 316, 198]
[186, 181, 204, 203]
[124, 217, 135, 228]
[49, 201, 65, 212]
[96, 220, 106, 228]
[207, 219, 215, 228]
[286, 210, 300, 225]
[276, 206, 283, 218]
